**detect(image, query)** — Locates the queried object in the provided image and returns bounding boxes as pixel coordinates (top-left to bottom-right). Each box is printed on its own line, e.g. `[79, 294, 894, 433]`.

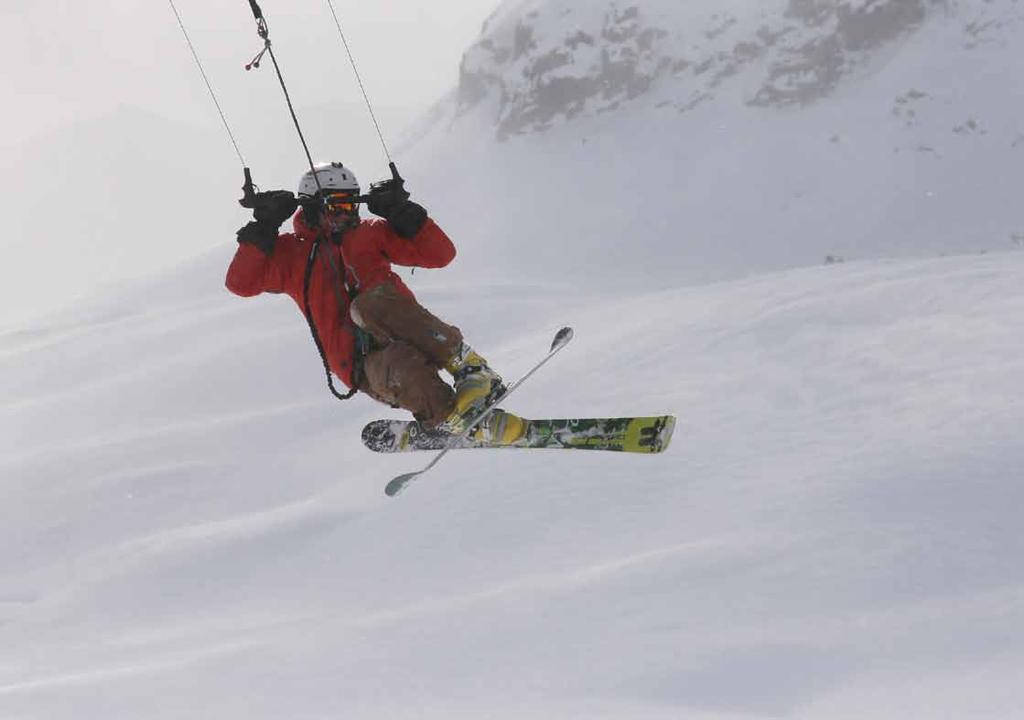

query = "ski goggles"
[324, 193, 358, 214]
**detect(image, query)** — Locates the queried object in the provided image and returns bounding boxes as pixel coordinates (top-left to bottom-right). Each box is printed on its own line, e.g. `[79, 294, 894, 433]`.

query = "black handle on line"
[239, 167, 258, 208]
[247, 0, 264, 21]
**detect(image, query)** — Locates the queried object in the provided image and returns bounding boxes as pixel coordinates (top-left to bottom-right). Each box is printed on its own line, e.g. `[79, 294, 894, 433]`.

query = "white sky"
[4, 0, 497, 145]
[0, 0, 499, 326]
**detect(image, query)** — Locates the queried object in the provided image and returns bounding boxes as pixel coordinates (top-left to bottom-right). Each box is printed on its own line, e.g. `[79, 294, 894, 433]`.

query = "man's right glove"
[236, 221, 278, 255]
[236, 190, 298, 255]
[252, 190, 298, 226]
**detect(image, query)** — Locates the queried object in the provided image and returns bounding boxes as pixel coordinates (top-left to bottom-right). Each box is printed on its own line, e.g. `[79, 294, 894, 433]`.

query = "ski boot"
[469, 408, 527, 446]
[441, 344, 525, 443]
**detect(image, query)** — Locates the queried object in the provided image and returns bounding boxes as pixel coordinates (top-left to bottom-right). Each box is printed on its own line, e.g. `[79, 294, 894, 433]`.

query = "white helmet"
[297, 161, 360, 198]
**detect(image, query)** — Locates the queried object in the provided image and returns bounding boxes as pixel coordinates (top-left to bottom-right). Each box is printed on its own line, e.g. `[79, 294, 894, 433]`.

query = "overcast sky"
[0, 0, 500, 326]
[5, 0, 497, 145]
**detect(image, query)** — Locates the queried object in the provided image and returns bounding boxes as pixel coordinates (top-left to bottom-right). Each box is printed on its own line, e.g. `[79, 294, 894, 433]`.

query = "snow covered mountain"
[403, 0, 1023, 288]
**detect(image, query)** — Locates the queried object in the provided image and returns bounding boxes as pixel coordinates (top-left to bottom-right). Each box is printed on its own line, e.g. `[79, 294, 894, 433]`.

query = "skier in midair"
[226, 161, 524, 443]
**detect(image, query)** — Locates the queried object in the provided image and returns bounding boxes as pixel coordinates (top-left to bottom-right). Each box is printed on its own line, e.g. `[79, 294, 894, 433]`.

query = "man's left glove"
[236, 190, 299, 255]
[366, 177, 409, 217]
[367, 178, 427, 239]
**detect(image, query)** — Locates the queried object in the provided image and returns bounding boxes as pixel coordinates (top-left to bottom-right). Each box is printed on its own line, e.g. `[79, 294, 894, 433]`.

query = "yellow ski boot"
[441, 344, 524, 443]
[469, 409, 527, 446]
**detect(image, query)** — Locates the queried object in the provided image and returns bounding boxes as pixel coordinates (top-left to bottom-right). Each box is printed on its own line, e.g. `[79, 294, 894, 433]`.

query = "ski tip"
[385, 471, 420, 497]
[657, 415, 677, 453]
[551, 326, 574, 352]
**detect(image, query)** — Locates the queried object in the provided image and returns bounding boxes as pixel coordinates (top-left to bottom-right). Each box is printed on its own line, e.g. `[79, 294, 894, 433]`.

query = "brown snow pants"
[350, 284, 463, 427]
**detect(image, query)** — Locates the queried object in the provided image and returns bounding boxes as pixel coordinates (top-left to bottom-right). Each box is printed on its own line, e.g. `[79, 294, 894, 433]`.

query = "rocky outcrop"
[454, 0, 957, 138]
[751, 0, 929, 107]
[458, 5, 671, 138]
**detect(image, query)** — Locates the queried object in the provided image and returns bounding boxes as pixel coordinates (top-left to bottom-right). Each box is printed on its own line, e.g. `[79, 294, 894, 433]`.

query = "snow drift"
[2, 250, 1024, 718]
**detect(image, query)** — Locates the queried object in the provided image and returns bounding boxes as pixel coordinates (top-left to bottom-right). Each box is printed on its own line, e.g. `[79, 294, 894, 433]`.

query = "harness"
[301, 231, 372, 401]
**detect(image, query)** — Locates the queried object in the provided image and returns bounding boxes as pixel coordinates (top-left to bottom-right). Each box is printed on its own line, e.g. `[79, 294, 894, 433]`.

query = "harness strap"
[302, 238, 359, 401]
[320, 238, 372, 386]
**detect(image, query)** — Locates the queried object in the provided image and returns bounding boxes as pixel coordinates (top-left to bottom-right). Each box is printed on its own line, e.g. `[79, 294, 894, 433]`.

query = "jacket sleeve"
[376, 218, 457, 269]
[225, 233, 306, 298]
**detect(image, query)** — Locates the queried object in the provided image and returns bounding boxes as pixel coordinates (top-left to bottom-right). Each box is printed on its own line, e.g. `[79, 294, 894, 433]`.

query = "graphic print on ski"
[364, 416, 676, 454]
[384, 326, 574, 498]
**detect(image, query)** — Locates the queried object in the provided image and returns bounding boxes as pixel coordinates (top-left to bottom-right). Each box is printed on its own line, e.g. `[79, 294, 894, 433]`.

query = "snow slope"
[3, 0, 1024, 717]
[2, 249, 1023, 718]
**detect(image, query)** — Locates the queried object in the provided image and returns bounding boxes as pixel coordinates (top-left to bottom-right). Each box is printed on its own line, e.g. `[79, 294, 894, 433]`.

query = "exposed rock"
[452, 0, 989, 138]
[751, 0, 929, 107]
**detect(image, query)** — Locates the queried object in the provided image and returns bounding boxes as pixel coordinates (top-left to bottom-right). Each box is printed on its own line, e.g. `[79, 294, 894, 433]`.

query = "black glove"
[236, 190, 297, 255]
[368, 166, 426, 238]
[236, 220, 278, 255]
[367, 177, 411, 219]
[387, 200, 428, 239]
[251, 190, 298, 228]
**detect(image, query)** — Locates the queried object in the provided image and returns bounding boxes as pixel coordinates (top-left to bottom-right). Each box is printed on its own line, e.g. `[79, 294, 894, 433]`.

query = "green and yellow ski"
[362, 415, 676, 454]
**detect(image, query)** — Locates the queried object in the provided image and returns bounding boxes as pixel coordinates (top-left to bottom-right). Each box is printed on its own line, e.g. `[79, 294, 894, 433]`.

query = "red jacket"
[225, 209, 457, 387]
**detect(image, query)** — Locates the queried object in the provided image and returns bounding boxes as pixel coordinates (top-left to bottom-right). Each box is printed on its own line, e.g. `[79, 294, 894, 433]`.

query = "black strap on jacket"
[301, 236, 361, 401]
